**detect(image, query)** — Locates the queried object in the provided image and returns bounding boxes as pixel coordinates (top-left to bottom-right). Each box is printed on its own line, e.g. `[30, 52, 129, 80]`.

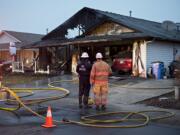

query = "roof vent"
[161, 20, 176, 31]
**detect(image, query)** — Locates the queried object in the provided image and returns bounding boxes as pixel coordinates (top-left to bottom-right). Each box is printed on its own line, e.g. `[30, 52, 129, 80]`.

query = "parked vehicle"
[111, 51, 132, 73]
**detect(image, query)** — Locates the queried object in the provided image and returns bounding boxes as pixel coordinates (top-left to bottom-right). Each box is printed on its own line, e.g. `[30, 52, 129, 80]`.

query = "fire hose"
[0, 80, 175, 128]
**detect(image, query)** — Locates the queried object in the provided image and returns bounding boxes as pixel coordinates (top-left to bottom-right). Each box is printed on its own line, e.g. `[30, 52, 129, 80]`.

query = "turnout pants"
[93, 84, 108, 106]
[79, 77, 90, 106]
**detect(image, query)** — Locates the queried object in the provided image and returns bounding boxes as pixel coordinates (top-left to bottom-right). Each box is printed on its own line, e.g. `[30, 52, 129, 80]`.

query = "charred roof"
[42, 7, 180, 42]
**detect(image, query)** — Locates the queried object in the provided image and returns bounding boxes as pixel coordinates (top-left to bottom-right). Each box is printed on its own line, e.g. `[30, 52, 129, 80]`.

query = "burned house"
[26, 7, 180, 77]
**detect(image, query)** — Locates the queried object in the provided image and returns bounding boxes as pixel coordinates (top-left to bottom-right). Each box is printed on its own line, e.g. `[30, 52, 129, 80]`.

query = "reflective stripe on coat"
[90, 60, 112, 85]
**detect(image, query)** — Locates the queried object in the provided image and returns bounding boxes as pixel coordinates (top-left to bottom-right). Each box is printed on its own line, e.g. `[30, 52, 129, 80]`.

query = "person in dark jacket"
[76, 52, 92, 109]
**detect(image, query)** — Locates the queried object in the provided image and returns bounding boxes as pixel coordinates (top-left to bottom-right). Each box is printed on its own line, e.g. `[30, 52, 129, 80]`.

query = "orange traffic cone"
[42, 106, 56, 128]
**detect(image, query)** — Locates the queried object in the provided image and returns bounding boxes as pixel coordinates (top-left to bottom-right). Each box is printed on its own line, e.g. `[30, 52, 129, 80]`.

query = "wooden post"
[0, 62, 2, 88]
[34, 61, 37, 74]
[175, 86, 180, 100]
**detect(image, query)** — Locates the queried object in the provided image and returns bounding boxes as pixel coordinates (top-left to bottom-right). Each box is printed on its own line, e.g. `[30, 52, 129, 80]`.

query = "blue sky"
[0, 0, 180, 34]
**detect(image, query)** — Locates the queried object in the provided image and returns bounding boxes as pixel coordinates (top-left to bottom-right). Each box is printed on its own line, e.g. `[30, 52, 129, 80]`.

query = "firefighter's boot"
[79, 96, 83, 109]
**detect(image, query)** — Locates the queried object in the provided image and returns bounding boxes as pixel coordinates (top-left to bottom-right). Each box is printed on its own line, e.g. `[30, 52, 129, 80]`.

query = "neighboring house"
[0, 30, 44, 68]
[26, 7, 180, 77]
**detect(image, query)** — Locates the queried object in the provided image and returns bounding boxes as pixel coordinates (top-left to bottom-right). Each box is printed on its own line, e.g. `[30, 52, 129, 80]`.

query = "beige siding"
[20, 49, 39, 67]
[87, 22, 134, 36]
[0, 49, 38, 67]
[0, 50, 11, 61]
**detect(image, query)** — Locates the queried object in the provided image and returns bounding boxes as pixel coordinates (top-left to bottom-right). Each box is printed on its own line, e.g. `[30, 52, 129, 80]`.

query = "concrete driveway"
[0, 74, 180, 135]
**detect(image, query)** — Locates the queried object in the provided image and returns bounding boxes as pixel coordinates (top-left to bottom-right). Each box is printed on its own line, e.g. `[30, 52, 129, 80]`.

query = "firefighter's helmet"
[81, 52, 89, 58]
[96, 52, 103, 59]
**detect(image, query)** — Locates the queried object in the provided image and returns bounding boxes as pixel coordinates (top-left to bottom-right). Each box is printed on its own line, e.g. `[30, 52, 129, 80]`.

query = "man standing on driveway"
[90, 52, 112, 110]
[76, 52, 92, 109]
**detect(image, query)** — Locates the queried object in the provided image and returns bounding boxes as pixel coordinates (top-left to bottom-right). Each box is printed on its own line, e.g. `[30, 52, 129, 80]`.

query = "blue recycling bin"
[152, 61, 164, 79]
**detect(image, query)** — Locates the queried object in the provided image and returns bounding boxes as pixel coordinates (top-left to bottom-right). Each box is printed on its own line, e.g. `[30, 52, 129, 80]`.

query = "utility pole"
[46, 28, 49, 34]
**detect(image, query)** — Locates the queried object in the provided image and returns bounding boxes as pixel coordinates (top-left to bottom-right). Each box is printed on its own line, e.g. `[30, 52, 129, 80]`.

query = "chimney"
[129, 10, 132, 17]
[46, 28, 49, 34]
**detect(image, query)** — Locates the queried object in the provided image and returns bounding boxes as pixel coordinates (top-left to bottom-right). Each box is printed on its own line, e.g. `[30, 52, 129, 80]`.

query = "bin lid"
[151, 61, 164, 64]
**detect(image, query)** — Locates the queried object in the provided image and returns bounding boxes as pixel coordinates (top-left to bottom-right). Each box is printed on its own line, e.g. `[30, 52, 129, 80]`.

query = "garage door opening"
[110, 45, 132, 75]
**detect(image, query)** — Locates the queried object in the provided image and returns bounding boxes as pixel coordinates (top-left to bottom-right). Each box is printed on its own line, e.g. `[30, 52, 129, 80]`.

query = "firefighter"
[76, 52, 92, 109]
[90, 52, 112, 111]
